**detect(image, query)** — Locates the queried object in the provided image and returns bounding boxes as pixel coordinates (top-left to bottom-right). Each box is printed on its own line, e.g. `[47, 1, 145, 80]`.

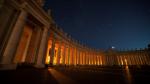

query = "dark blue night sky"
[44, 0, 150, 50]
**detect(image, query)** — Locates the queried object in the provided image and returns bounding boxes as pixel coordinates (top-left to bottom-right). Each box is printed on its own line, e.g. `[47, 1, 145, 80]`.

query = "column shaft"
[2, 10, 27, 64]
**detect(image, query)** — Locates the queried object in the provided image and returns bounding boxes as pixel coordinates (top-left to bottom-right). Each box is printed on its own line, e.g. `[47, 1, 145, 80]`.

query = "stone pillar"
[92, 51, 94, 65]
[71, 46, 74, 65]
[68, 46, 70, 65]
[83, 51, 85, 65]
[49, 33, 56, 65]
[100, 55, 102, 65]
[90, 51, 92, 65]
[0, 10, 19, 62]
[87, 52, 89, 65]
[72, 47, 75, 65]
[94, 53, 96, 65]
[78, 49, 80, 65]
[95, 53, 97, 65]
[103, 55, 105, 65]
[80, 51, 82, 65]
[117, 56, 120, 65]
[1, 10, 27, 70]
[85, 51, 87, 65]
[76, 48, 79, 65]
[66, 45, 69, 65]
[89, 52, 91, 65]
[82, 51, 84, 65]
[73, 47, 76, 65]
[65, 45, 69, 65]
[25, 26, 42, 64]
[92, 52, 94, 65]
[69, 46, 72, 65]
[138, 53, 142, 65]
[35, 28, 48, 68]
[62, 43, 66, 65]
[57, 40, 62, 65]
[87, 52, 90, 65]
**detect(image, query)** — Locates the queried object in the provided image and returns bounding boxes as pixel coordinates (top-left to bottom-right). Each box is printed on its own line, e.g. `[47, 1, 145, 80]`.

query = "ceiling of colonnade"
[44, 0, 150, 50]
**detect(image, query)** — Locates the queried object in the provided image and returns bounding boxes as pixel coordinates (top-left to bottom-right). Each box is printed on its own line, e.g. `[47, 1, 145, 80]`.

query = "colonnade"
[46, 33, 150, 66]
[116, 50, 150, 65]
[45, 29, 150, 66]
[0, 0, 150, 70]
[0, 0, 50, 70]
[45, 31, 104, 66]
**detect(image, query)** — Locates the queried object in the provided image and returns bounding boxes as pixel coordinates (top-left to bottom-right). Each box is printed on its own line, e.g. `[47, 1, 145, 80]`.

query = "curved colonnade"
[0, 0, 149, 70]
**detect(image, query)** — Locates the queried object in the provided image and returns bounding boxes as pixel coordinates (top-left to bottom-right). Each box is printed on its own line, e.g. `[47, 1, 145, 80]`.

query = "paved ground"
[54, 65, 150, 84]
[0, 65, 150, 84]
[0, 67, 58, 84]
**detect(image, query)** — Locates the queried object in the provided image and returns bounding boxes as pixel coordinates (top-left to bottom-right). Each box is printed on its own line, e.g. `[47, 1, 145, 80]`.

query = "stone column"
[65, 45, 69, 65]
[69, 46, 72, 65]
[25, 26, 42, 64]
[117, 56, 120, 65]
[89, 52, 92, 65]
[72, 47, 74, 65]
[85, 51, 87, 65]
[83, 51, 85, 65]
[95, 53, 97, 65]
[73, 47, 76, 65]
[75, 47, 77, 65]
[49, 33, 56, 65]
[1, 10, 27, 70]
[82, 51, 84, 65]
[139, 55, 143, 65]
[64, 45, 67, 65]
[57, 40, 62, 65]
[87, 51, 89, 65]
[89, 52, 91, 65]
[100, 55, 102, 65]
[72, 47, 75, 65]
[35, 28, 48, 68]
[76, 48, 79, 65]
[62, 43, 66, 65]
[78, 49, 80, 65]
[68, 45, 70, 65]
[80, 51, 82, 65]
[92, 52, 94, 65]
[87, 52, 90, 65]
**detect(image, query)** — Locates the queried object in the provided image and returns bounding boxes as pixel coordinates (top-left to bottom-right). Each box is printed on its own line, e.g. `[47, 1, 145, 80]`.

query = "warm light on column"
[74, 48, 77, 65]
[89, 54, 91, 65]
[120, 56, 124, 65]
[53, 43, 58, 65]
[69, 48, 72, 65]
[125, 58, 128, 65]
[100, 56, 102, 65]
[59, 46, 64, 64]
[45, 40, 52, 64]
[45, 56, 50, 64]
[117, 56, 120, 65]
[65, 47, 68, 65]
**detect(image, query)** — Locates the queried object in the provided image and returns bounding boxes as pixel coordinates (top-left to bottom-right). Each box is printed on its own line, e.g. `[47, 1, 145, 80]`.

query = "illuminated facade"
[103, 48, 150, 66]
[0, 0, 149, 70]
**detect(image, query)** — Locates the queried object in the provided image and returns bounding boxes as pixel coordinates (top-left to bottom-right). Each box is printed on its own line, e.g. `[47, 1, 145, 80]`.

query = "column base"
[0, 64, 17, 70]
[34, 64, 45, 68]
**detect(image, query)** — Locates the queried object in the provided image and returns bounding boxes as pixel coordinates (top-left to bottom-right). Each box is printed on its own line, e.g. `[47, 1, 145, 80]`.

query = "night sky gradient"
[44, 0, 150, 50]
